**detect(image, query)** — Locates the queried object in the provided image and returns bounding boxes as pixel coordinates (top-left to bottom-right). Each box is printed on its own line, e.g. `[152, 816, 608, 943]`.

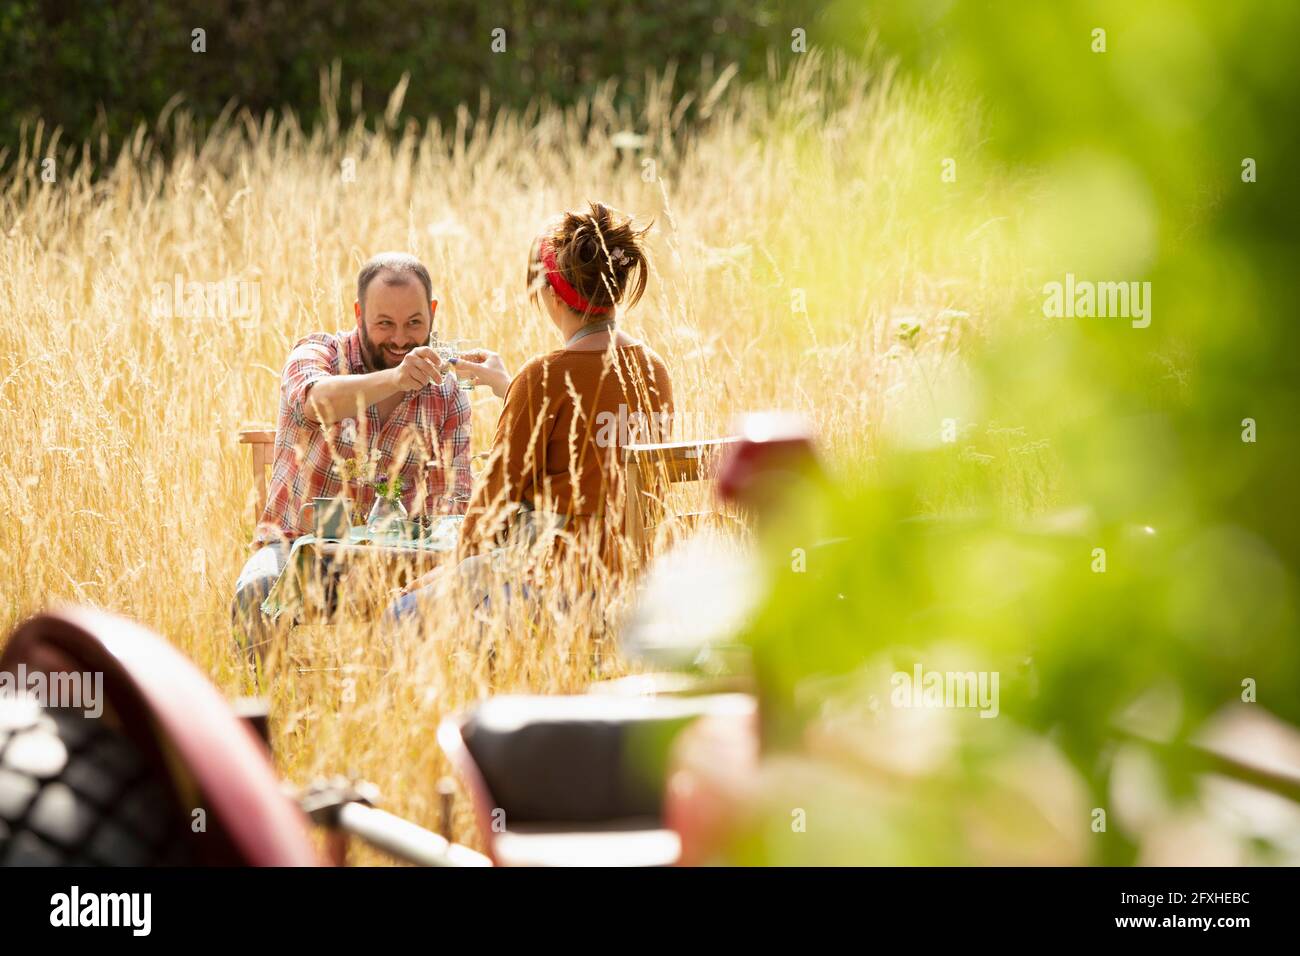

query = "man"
[231, 252, 472, 661]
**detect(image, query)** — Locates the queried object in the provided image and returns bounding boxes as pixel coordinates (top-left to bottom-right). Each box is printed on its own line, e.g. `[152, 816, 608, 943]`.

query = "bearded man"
[230, 252, 472, 659]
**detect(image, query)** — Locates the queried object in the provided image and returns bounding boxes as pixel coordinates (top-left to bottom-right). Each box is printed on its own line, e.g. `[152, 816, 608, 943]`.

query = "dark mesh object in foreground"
[0, 697, 194, 866]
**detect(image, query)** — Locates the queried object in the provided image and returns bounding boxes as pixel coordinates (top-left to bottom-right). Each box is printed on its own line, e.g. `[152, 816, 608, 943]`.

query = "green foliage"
[374, 474, 404, 504]
[0, 0, 822, 162]
[731, 0, 1300, 864]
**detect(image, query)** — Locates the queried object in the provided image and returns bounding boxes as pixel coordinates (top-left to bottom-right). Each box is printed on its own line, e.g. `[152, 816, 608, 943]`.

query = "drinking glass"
[434, 338, 481, 391]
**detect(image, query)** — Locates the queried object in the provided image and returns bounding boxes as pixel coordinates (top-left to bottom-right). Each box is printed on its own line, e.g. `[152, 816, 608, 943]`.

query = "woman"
[386, 201, 673, 621]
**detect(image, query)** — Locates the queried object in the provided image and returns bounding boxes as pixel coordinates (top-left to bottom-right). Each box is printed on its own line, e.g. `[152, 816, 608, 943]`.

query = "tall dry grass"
[0, 51, 1037, 857]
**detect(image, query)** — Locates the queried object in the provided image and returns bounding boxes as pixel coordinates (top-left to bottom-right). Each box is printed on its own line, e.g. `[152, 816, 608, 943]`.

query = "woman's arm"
[450, 349, 511, 400]
[458, 361, 551, 557]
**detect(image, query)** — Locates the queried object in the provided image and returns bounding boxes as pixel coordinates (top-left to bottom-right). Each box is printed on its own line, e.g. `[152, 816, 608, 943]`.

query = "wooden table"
[261, 518, 462, 623]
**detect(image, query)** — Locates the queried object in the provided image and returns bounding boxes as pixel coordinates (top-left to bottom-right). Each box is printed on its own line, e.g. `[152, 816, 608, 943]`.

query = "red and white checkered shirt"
[254, 329, 472, 543]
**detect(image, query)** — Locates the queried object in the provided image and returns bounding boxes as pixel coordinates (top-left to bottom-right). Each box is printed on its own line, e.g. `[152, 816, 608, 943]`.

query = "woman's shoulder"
[515, 352, 552, 377]
[634, 341, 669, 370]
[620, 340, 671, 380]
[522, 340, 670, 380]
[502, 353, 551, 398]
[505, 351, 585, 400]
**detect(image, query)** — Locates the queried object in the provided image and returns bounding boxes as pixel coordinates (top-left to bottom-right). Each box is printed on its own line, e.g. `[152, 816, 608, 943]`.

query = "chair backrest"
[622, 437, 740, 555]
[238, 427, 275, 518]
[437, 693, 755, 865]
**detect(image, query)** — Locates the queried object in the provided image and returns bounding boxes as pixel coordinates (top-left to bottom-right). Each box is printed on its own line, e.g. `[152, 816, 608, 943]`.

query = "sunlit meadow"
[0, 51, 1040, 856]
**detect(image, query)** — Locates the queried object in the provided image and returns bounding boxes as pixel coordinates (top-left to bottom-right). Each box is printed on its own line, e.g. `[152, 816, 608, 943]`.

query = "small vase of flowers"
[366, 474, 407, 535]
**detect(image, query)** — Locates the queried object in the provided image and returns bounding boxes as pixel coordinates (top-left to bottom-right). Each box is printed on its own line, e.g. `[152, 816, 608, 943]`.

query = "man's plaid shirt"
[254, 329, 471, 543]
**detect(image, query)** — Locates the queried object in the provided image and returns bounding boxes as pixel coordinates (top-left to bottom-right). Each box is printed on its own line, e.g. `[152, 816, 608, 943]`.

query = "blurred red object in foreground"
[715, 411, 821, 515]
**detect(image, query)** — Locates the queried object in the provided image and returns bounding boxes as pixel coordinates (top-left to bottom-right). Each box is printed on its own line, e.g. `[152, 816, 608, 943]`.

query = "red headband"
[540, 240, 612, 315]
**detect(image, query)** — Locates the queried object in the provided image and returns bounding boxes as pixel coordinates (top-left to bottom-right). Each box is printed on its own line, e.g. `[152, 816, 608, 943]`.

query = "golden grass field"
[0, 52, 1038, 857]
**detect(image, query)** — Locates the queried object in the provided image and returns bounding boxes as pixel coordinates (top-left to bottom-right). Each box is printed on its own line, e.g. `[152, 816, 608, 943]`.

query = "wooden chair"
[238, 427, 276, 518]
[623, 437, 741, 556]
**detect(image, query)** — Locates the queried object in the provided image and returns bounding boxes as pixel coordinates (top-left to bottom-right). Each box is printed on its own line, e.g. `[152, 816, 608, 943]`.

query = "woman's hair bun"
[535, 200, 653, 316]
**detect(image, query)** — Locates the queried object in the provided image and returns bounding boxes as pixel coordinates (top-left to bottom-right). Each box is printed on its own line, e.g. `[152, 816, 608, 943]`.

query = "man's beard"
[358, 323, 432, 372]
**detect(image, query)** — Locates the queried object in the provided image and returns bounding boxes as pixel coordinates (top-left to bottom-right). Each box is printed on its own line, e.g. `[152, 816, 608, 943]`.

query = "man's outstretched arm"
[300, 346, 444, 425]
